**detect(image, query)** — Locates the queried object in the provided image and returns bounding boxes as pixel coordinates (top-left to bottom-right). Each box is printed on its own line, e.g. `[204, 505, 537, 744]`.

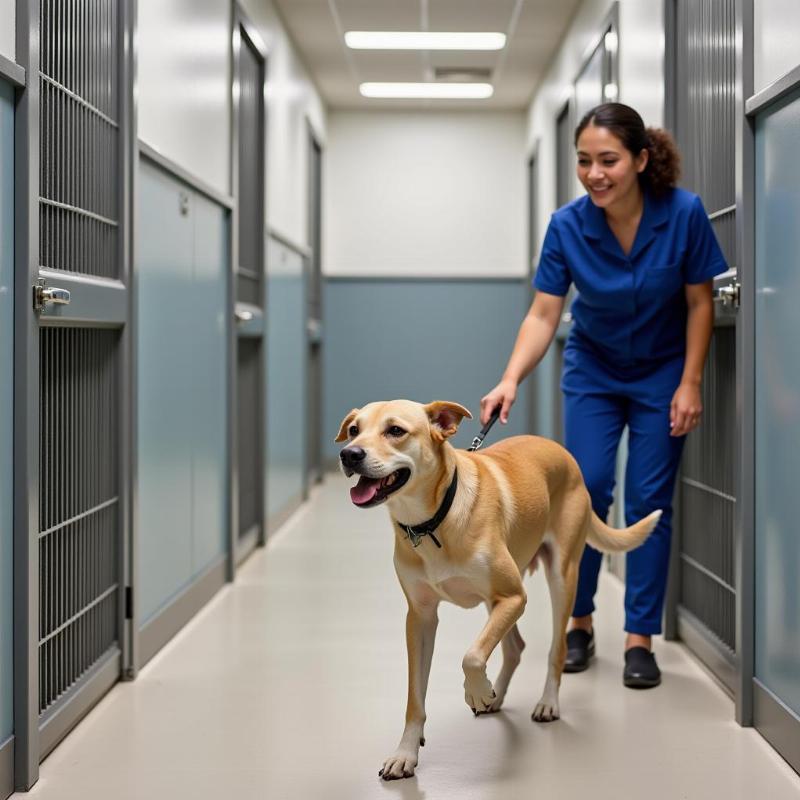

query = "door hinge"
[125, 586, 134, 620]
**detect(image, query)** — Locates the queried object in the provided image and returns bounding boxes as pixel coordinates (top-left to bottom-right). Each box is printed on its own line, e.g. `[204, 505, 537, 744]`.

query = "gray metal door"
[667, 0, 739, 690]
[306, 130, 323, 485]
[233, 13, 267, 563]
[15, 0, 131, 787]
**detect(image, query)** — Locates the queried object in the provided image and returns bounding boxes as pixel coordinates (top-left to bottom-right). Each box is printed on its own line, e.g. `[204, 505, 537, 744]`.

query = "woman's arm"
[480, 291, 565, 424]
[670, 280, 714, 437]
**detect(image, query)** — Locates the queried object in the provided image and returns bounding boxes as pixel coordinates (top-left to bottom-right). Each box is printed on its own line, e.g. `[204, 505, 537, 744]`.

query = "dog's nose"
[340, 446, 367, 469]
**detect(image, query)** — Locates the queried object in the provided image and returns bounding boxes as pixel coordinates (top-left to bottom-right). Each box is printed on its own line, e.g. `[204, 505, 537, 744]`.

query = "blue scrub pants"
[562, 344, 686, 635]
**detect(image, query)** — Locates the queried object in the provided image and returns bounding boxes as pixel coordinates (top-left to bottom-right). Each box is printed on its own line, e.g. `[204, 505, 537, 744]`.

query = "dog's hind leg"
[486, 621, 525, 712]
[532, 543, 578, 722]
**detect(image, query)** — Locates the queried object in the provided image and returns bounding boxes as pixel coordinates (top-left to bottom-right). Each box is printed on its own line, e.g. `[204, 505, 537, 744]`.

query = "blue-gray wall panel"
[323, 279, 531, 464]
[137, 162, 228, 623]
[137, 162, 195, 623]
[0, 79, 14, 742]
[266, 241, 306, 520]
[754, 90, 800, 717]
[190, 193, 228, 572]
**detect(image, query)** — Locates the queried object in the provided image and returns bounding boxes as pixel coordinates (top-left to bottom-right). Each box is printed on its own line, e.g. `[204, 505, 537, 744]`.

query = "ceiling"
[269, 0, 583, 110]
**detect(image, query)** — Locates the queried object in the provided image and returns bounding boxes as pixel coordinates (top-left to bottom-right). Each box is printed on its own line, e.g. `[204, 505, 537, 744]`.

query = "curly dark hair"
[574, 103, 681, 195]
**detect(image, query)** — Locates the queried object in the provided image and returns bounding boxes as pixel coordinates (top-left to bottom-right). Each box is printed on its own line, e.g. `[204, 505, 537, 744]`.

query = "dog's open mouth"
[349, 468, 411, 507]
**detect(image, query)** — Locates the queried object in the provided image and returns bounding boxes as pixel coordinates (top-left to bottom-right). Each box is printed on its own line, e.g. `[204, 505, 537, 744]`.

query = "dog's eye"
[348, 425, 358, 437]
[387, 426, 406, 437]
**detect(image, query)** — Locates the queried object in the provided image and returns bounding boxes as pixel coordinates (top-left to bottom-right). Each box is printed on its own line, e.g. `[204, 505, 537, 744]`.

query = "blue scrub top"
[534, 187, 728, 368]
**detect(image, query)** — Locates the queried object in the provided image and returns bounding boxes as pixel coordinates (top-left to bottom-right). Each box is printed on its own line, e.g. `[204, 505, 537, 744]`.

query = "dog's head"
[335, 399, 472, 508]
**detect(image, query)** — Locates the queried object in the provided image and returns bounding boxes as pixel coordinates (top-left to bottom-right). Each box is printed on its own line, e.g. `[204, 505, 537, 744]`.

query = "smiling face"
[335, 400, 471, 509]
[575, 123, 648, 211]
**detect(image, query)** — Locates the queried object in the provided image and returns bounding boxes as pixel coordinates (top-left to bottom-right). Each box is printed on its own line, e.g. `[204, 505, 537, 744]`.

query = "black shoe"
[623, 646, 661, 688]
[564, 629, 595, 673]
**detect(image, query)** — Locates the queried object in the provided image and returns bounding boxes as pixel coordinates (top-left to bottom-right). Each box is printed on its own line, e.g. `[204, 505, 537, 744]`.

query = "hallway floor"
[18, 474, 800, 800]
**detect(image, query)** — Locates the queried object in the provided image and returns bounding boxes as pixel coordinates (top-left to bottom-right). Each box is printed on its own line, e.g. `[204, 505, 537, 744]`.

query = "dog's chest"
[417, 552, 488, 608]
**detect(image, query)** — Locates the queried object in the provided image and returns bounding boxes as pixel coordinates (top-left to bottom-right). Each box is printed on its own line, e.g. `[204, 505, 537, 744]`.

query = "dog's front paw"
[531, 698, 560, 722]
[464, 673, 497, 716]
[379, 751, 418, 781]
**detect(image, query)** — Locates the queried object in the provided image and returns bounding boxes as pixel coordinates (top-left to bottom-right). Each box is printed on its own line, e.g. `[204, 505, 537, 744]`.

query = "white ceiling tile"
[270, 0, 582, 109]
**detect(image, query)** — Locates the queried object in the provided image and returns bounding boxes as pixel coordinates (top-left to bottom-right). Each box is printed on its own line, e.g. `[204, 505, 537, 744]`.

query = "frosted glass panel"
[754, 89, 800, 716]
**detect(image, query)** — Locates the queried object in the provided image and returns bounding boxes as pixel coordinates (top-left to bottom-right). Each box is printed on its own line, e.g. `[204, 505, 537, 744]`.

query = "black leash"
[468, 406, 501, 452]
[399, 406, 502, 548]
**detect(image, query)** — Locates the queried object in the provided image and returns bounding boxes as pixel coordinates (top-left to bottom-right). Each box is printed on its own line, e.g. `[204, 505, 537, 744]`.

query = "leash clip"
[467, 407, 501, 452]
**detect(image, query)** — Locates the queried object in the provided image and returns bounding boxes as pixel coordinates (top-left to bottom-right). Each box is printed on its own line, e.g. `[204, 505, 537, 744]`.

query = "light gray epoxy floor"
[17, 474, 800, 799]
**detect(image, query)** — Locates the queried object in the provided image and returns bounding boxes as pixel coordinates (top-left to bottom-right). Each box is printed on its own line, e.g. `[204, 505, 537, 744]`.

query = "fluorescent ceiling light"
[345, 31, 506, 50]
[360, 82, 494, 99]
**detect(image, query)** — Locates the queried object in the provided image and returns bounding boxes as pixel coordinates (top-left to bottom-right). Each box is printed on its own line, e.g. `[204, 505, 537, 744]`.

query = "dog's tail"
[585, 509, 662, 554]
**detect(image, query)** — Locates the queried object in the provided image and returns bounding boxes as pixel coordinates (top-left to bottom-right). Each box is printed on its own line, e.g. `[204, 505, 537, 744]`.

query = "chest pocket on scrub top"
[641, 262, 683, 301]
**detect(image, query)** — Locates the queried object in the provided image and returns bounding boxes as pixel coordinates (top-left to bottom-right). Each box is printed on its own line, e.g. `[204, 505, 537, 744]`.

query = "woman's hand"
[481, 379, 517, 425]
[670, 380, 703, 437]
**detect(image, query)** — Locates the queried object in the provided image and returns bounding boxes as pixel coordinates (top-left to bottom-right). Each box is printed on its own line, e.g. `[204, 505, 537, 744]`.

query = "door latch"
[713, 282, 740, 308]
[33, 278, 71, 312]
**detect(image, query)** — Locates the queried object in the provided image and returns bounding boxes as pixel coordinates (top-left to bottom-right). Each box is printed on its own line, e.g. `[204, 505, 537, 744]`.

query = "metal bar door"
[667, 0, 739, 690]
[14, 0, 131, 787]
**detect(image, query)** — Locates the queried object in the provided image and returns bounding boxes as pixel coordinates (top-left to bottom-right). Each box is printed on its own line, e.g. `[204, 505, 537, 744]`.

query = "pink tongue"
[350, 476, 381, 505]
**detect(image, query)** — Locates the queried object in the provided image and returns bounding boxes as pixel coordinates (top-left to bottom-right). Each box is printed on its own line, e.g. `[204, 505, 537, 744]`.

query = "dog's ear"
[335, 408, 360, 442]
[424, 401, 472, 442]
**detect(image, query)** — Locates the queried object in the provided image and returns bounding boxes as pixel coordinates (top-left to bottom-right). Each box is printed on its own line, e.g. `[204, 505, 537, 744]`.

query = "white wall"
[138, 0, 231, 195]
[325, 111, 526, 278]
[526, 0, 665, 256]
[239, 0, 327, 249]
[136, 0, 326, 244]
[754, 0, 800, 94]
[0, 0, 13, 62]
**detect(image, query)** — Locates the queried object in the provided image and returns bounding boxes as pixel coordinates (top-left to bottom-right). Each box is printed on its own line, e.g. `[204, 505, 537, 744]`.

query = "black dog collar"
[397, 468, 458, 549]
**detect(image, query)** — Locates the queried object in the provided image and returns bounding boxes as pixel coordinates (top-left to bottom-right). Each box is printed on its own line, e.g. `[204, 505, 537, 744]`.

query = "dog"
[336, 399, 660, 781]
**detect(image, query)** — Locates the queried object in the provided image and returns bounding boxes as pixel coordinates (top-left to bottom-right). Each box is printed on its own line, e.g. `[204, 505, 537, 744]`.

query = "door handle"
[33, 279, 71, 311]
[713, 283, 740, 308]
[307, 318, 322, 344]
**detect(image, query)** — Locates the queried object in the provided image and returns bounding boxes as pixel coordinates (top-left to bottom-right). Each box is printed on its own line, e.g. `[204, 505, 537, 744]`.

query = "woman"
[481, 103, 727, 688]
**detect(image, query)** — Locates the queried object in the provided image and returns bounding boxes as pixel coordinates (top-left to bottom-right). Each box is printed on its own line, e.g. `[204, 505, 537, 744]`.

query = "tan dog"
[336, 399, 660, 781]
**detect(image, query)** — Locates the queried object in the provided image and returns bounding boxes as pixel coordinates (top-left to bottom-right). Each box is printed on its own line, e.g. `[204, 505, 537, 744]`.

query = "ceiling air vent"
[433, 67, 493, 82]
